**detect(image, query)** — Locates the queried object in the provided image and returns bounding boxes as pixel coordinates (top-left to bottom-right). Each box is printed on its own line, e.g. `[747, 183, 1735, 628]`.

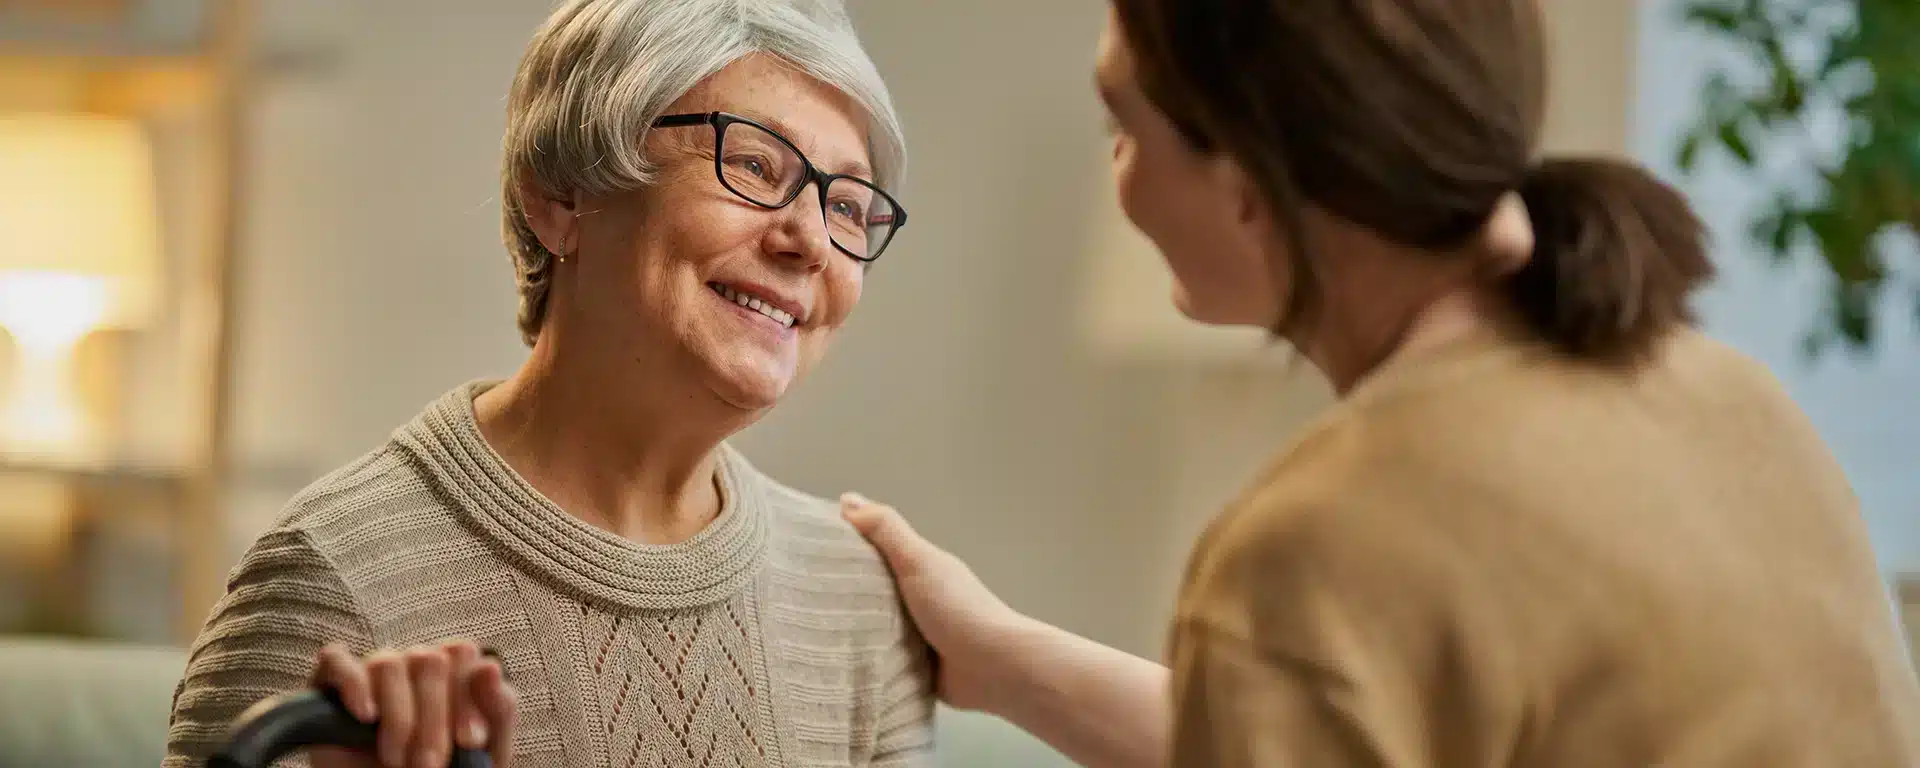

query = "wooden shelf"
[0, 0, 204, 60]
[0, 0, 255, 643]
[0, 455, 190, 489]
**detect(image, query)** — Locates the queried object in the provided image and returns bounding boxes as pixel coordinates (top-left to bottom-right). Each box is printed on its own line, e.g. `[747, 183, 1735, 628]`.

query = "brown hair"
[1109, 0, 1714, 362]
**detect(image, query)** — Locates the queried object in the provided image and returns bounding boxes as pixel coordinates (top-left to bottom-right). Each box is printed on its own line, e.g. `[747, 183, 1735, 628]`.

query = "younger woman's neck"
[473, 339, 732, 546]
[1391, 288, 1510, 361]
[1289, 218, 1517, 397]
[1309, 287, 1511, 395]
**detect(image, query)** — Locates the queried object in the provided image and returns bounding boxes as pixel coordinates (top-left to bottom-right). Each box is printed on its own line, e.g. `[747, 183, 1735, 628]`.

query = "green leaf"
[1768, 49, 1805, 114]
[1719, 120, 1758, 166]
[1802, 207, 1876, 284]
[1677, 131, 1704, 174]
[1845, 90, 1876, 113]
[1810, 216, 1880, 284]
[1818, 37, 1861, 82]
[1683, 4, 1747, 33]
[1771, 210, 1800, 255]
[1801, 327, 1830, 361]
[1680, 0, 1919, 360]
[1748, 200, 1802, 263]
[1701, 71, 1737, 110]
[1834, 282, 1876, 347]
[1804, 209, 1837, 245]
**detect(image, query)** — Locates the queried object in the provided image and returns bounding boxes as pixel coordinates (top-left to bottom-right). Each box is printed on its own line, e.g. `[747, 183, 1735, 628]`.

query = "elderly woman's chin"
[693, 337, 808, 413]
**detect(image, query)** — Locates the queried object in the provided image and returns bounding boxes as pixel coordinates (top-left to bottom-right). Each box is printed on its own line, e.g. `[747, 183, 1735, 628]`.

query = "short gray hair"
[501, 0, 906, 345]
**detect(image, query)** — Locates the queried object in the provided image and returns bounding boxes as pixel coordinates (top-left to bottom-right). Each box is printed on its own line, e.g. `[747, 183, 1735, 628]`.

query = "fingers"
[469, 657, 519, 768]
[448, 642, 487, 751]
[366, 650, 415, 768]
[839, 492, 922, 571]
[406, 647, 452, 768]
[309, 639, 509, 768]
[308, 746, 361, 768]
[313, 643, 377, 722]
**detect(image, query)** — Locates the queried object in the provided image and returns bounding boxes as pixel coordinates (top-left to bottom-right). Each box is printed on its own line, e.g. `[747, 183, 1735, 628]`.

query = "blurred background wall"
[0, 0, 1914, 765]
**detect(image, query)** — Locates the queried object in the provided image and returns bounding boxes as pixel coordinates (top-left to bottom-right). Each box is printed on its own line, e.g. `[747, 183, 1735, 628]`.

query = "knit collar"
[394, 381, 769, 612]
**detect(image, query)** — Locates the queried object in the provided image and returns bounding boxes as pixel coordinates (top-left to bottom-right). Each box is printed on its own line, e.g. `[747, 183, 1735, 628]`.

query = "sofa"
[0, 635, 186, 768]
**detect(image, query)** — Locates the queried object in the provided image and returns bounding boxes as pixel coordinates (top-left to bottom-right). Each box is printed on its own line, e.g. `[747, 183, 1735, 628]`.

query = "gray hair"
[501, 0, 906, 346]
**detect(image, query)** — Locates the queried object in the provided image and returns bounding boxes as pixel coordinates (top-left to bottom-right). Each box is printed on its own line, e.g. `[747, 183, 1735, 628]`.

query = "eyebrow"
[735, 108, 874, 181]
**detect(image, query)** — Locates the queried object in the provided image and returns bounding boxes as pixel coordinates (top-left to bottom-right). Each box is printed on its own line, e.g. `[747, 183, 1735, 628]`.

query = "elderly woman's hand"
[839, 493, 1028, 713]
[309, 639, 518, 768]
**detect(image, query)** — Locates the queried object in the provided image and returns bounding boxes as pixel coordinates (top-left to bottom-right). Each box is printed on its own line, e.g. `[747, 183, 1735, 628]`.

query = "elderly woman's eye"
[727, 154, 776, 181]
[829, 199, 866, 224]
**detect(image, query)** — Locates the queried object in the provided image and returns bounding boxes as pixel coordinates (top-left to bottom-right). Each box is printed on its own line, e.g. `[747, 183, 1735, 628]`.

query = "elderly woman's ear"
[519, 178, 583, 259]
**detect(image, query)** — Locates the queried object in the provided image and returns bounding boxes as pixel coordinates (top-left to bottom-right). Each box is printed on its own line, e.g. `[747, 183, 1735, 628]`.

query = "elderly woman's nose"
[764, 194, 835, 268]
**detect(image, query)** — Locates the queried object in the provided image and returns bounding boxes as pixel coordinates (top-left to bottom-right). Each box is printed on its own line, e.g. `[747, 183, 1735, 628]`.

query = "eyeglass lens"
[717, 121, 898, 259]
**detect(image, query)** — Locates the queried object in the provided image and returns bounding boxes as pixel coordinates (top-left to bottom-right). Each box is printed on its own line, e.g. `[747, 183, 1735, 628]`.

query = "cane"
[207, 688, 492, 768]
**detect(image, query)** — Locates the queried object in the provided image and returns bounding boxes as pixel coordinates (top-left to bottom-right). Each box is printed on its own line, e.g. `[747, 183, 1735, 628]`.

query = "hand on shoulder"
[839, 493, 1031, 712]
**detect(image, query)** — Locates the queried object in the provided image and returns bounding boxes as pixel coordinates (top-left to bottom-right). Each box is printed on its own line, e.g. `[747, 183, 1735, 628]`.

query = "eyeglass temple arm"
[652, 113, 717, 128]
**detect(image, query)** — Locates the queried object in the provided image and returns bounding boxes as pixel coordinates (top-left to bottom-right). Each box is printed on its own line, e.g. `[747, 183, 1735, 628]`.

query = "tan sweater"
[166, 383, 936, 767]
[1169, 326, 1920, 767]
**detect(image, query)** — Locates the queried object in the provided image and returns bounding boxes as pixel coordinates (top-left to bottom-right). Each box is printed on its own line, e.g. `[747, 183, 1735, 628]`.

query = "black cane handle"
[208, 688, 491, 768]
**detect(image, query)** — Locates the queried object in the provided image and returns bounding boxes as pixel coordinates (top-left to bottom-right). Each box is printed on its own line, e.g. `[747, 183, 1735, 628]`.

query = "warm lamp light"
[0, 113, 164, 460]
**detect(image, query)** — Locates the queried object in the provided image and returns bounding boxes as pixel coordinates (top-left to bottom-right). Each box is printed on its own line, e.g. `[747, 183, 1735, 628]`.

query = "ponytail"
[1508, 158, 1715, 362]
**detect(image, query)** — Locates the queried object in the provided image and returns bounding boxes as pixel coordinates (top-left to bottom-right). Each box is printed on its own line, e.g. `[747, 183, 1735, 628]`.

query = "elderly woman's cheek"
[821, 265, 865, 328]
[840, 272, 866, 322]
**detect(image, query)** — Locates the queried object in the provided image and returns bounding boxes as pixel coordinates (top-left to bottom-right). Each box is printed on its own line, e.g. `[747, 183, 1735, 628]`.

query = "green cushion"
[935, 707, 1075, 767]
[0, 636, 186, 768]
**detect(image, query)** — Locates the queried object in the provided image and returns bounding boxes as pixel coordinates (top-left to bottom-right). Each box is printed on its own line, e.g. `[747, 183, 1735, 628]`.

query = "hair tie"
[1482, 190, 1535, 272]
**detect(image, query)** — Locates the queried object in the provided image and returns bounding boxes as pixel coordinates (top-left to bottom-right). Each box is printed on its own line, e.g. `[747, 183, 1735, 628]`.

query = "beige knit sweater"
[165, 383, 937, 768]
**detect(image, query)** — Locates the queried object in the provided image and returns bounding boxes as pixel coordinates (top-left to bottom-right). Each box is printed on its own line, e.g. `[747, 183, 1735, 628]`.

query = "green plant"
[1674, 0, 1920, 357]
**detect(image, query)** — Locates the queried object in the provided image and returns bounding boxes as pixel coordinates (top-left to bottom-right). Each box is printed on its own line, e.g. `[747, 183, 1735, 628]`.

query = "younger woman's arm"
[842, 496, 1170, 768]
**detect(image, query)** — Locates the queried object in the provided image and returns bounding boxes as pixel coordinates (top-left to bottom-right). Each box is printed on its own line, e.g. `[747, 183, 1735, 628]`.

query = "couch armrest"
[0, 636, 187, 768]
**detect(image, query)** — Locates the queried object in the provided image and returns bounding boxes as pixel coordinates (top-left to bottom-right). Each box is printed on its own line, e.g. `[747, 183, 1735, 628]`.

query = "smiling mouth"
[708, 282, 797, 329]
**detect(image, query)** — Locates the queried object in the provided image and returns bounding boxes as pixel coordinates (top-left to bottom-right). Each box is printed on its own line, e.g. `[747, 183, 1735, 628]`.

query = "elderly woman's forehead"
[678, 62, 874, 172]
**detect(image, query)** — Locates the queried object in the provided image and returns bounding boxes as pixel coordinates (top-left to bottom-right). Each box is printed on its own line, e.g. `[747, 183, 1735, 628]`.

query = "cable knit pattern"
[165, 382, 935, 768]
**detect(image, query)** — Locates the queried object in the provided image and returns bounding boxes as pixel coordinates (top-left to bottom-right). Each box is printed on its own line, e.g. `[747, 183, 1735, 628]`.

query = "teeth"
[710, 283, 796, 328]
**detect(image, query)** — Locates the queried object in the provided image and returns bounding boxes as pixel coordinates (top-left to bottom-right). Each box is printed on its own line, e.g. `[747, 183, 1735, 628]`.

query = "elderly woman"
[164, 1, 931, 767]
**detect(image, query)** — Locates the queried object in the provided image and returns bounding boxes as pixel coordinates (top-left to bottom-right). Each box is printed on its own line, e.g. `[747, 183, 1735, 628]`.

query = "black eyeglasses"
[652, 111, 906, 263]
